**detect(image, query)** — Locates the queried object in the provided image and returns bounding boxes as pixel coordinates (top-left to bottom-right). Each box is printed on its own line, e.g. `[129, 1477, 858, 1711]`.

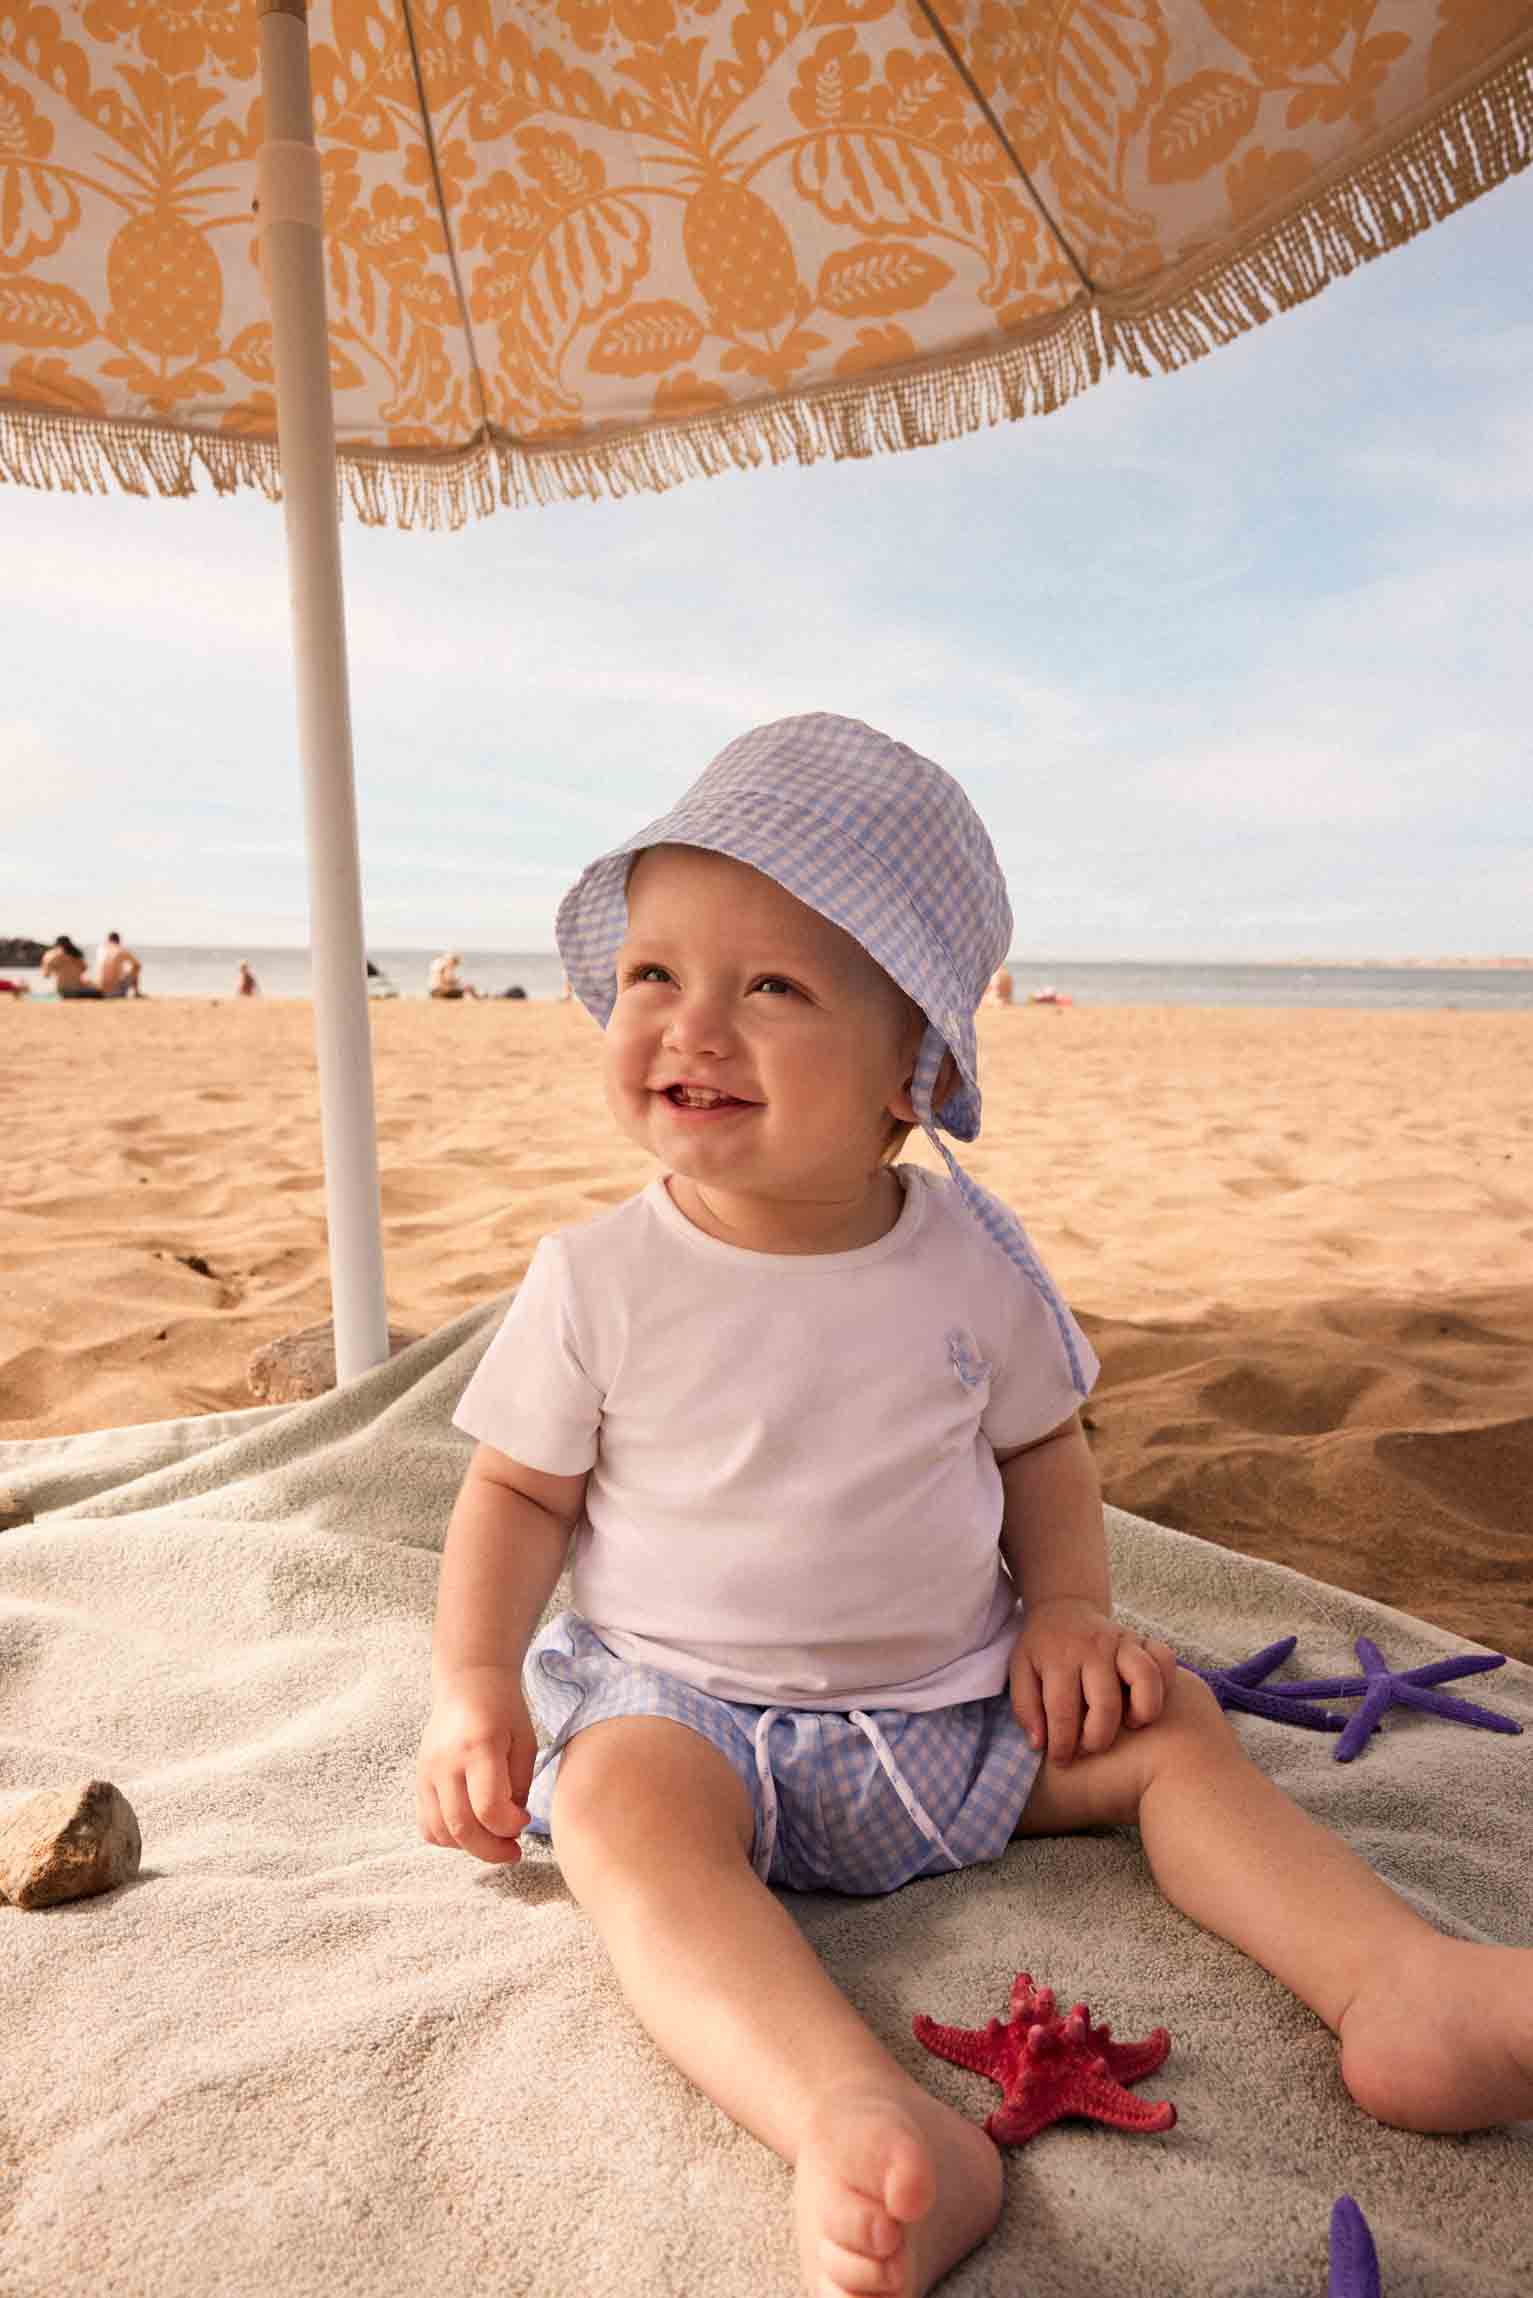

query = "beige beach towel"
[2, 1302, 1530, 2297]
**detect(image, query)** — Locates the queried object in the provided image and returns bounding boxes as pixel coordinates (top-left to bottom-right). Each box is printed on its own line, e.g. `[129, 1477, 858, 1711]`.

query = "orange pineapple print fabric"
[1, 0, 1528, 517]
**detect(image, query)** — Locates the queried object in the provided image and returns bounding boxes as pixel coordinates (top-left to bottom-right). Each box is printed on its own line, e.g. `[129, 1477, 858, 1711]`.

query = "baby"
[418, 714, 1532, 2298]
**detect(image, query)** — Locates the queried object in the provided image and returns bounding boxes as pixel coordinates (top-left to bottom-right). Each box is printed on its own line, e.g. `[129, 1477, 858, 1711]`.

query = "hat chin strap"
[911, 1025, 1091, 1400]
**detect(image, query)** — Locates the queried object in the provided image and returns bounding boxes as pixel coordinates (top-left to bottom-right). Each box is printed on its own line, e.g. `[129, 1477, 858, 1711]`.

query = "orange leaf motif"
[652, 367, 731, 418]
[1148, 71, 1259, 186]
[1224, 143, 1314, 226]
[523, 197, 650, 358]
[0, 277, 95, 348]
[794, 130, 981, 240]
[817, 241, 954, 318]
[832, 321, 917, 379]
[0, 68, 54, 163]
[1428, 0, 1527, 95]
[6, 352, 105, 414]
[788, 27, 876, 131]
[590, 297, 704, 374]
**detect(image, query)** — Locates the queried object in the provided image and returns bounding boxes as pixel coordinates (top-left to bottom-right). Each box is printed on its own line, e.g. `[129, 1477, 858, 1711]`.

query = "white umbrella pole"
[257, 0, 389, 1381]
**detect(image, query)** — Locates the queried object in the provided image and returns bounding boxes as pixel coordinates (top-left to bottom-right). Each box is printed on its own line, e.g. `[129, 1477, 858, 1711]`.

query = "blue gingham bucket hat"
[556, 711, 1088, 1392]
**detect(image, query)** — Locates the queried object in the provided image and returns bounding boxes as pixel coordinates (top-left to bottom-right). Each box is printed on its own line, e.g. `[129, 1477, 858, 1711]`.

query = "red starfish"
[913, 1972, 1177, 2146]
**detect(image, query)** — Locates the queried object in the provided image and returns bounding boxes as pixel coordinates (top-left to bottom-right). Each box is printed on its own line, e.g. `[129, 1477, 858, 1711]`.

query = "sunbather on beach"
[96, 932, 143, 997]
[40, 935, 103, 998]
[429, 951, 480, 999]
[418, 714, 1533, 2298]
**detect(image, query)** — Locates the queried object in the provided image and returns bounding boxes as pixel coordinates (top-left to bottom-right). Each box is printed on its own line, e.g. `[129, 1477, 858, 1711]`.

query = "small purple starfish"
[1272, 1635, 1522, 1763]
[1180, 1637, 1347, 1733]
[1329, 2195, 1380, 2298]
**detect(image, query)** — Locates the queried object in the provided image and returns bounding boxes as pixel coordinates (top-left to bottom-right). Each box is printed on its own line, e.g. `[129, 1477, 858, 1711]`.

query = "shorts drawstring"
[751, 1708, 784, 1880]
[850, 1710, 963, 1873]
[751, 1705, 962, 1882]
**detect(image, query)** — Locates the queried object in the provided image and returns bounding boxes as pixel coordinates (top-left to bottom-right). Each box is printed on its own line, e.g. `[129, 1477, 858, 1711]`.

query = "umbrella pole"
[257, 0, 389, 1381]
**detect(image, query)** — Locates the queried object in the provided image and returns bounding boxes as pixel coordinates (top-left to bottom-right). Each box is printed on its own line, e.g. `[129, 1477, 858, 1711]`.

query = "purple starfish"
[1329, 2195, 1380, 2298]
[1272, 1635, 1522, 1763]
[1179, 1637, 1347, 1733]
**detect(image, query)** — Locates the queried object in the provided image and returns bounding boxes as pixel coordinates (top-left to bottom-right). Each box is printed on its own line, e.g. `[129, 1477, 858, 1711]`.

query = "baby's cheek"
[601, 1046, 647, 1134]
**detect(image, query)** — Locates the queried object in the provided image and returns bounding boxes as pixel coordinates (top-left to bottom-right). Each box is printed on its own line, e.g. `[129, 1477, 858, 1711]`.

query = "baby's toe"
[811, 2234, 906, 2296]
[818, 2186, 902, 2259]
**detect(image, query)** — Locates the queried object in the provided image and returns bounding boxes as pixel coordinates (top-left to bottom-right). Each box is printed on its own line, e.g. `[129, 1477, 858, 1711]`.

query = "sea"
[7, 947, 1533, 1010]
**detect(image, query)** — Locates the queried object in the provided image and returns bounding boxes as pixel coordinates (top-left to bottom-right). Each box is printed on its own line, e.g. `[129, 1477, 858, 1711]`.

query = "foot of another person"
[1339, 1936, 1533, 2133]
[793, 2080, 1003, 2297]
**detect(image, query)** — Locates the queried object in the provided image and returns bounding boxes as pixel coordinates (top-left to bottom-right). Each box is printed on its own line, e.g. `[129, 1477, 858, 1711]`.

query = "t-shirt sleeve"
[979, 1236, 1099, 1451]
[452, 1235, 603, 1473]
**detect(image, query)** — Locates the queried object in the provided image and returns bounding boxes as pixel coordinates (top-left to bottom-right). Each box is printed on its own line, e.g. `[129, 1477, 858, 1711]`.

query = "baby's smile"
[660, 1080, 757, 1114]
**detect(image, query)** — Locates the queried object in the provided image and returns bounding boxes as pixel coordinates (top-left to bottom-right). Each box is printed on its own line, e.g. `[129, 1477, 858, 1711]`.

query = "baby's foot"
[793, 2080, 1003, 2297]
[1339, 1937, 1533, 2133]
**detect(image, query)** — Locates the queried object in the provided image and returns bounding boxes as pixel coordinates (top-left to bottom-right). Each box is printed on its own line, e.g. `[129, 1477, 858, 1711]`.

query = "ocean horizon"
[7, 945, 1533, 1010]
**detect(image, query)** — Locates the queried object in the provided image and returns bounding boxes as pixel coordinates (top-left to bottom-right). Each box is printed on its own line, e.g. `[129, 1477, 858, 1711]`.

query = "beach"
[2, 997, 1528, 1660]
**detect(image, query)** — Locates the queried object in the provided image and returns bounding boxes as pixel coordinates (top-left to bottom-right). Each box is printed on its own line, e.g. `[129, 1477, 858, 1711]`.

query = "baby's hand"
[416, 1665, 537, 1865]
[1009, 1600, 1177, 1765]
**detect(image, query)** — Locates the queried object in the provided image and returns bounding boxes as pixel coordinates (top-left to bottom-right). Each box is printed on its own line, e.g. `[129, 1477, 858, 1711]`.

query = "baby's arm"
[416, 1442, 585, 1865]
[997, 1417, 1175, 1765]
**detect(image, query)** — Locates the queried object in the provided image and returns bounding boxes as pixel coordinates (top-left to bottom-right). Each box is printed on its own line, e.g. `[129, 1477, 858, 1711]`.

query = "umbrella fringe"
[0, 406, 284, 509]
[1102, 39, 1533, 376]
[2, 39, 1528, 533]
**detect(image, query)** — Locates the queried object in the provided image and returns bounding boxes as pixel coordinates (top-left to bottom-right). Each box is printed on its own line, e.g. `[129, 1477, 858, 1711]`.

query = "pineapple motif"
[682, 178, 799, 335]
[1202, 0, 1354, 76]
[107, 204, 223, 361]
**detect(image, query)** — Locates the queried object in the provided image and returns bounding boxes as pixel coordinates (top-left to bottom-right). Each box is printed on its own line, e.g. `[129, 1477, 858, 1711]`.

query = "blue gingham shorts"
[523, 1611, 1043, 1895]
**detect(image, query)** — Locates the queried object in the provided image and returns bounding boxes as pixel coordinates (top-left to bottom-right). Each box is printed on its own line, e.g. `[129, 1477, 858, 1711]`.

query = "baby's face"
[604, 845, 923, 1224]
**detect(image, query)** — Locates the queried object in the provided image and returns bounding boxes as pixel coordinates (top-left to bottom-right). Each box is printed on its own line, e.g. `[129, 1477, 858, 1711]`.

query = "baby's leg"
[550, 1716, 1002, 2298]
[1017, 1669, 1533, 2133]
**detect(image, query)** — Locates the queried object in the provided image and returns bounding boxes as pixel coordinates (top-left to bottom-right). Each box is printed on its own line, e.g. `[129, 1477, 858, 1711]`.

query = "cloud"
[5, 167, 1531, 957]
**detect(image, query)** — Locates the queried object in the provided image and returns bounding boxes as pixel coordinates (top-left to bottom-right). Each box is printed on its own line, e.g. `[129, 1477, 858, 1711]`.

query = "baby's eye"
[623, 962, 673, 986]
[751, 976, 798, 997]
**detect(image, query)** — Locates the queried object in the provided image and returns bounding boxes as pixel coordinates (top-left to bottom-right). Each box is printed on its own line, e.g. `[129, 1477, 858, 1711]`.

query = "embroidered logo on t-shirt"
[946, 1329, 992, 1390]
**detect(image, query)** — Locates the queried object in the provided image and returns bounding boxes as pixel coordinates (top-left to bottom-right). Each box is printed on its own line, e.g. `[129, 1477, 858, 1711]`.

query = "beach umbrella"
[3, 1, 1529, 1380]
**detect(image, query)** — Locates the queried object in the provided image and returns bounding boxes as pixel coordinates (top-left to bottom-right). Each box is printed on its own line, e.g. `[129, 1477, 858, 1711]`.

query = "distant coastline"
[1271, 955, 1533, 971]
[1006, 953, 1533, 972]
[5, 934, 1531, 974]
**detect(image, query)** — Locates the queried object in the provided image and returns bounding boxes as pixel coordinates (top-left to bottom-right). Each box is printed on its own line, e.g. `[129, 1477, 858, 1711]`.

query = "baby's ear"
[890, 1049, 959, 1124]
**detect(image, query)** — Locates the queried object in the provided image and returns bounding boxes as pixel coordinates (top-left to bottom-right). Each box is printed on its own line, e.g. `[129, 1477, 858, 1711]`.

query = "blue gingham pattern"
[522, 1611, 1042, 1897]
[555, 711, 1089, 1393]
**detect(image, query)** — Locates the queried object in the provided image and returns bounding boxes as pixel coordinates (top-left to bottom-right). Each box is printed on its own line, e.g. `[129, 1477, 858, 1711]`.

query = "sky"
[5, 167, 1531, 963]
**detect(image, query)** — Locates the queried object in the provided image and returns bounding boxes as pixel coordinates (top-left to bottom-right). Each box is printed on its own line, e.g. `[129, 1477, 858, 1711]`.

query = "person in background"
[236, 960, 260, 997]
[41, 936, 103, 999]
[429, 951, 481, 1000]
[987, 966, 1014, 1006]
[97, 932, 143, 998]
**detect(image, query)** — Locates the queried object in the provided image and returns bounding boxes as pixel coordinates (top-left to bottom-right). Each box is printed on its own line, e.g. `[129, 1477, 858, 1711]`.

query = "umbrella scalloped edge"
[2, 35, 1529, 535]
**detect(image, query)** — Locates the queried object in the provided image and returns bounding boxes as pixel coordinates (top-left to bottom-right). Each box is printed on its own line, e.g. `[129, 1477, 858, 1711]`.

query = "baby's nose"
[662, 987, 734, 1055]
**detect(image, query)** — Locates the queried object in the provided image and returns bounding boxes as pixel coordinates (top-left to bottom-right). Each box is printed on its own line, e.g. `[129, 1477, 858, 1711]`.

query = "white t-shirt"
[453, 1167, 1099, 1712]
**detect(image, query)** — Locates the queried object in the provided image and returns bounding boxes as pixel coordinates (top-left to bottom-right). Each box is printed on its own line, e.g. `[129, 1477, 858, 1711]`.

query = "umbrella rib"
[399, 0, 494, 445]
[911, 0, 1094, 296]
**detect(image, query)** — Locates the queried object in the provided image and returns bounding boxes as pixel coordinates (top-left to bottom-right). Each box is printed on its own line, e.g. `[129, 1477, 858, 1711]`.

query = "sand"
[2, 997, 1528, 1660]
